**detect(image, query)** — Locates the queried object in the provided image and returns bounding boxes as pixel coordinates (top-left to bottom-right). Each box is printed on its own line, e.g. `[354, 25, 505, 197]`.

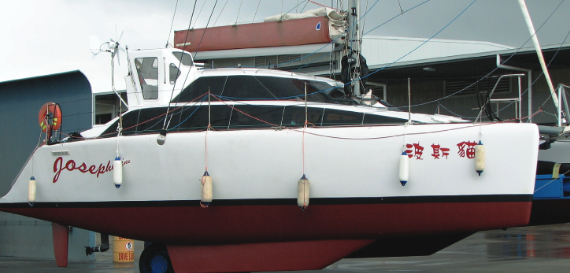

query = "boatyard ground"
[0, 224, 570, 272]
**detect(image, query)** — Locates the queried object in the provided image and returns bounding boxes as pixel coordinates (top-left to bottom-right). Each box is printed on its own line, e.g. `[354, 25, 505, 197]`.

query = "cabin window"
[135, 57, 159, 100]
[323, 109, 363, 126]
[137, 107, 168, 133]
[169, 64, 181, 84]
[282, 106, 323, 126]
[172, 52, 193, 66]
[362, 113, 407, 124]
[100, 110, 141, 137]
[228, 105, 284, 128]
[172, 76, 226, 103]
[98, 105, 408, 138]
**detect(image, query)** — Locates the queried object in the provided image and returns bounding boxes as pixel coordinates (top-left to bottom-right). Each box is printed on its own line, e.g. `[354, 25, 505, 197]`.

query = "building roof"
[361, 36, 514, 70]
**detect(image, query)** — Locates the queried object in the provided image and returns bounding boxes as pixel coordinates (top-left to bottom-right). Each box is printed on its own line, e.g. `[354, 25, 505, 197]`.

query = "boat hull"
[0, 122, 538, 271]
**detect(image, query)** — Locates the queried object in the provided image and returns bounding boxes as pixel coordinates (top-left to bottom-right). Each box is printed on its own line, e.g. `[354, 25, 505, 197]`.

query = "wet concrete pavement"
[2, 224, 570, 272]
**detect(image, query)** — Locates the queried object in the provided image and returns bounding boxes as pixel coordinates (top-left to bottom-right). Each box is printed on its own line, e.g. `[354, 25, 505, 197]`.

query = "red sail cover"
[174, 17, 331, 52]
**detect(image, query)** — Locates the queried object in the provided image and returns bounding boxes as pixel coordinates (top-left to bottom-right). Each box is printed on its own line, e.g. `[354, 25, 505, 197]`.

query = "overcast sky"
[1, 0, 570, 93]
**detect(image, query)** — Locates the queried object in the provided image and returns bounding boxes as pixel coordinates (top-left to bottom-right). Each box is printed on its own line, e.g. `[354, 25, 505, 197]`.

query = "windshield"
[172, 75, 344, 103]
[172, 52, 193, 66]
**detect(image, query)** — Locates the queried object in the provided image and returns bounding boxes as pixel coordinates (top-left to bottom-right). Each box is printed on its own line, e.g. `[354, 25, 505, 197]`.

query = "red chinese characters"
[405, 142, 424, 160]
[405, 140, 477, 160]
[431, 144, 450, 159]
[457, 141, 477, 159]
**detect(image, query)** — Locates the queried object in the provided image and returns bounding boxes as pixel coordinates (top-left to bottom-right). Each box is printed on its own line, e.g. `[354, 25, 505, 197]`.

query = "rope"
[535, 169, 570, 193]
[205, 94, 210, 172]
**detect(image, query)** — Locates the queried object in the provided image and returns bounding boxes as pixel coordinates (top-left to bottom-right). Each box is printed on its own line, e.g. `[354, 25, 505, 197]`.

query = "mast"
[348, 0, 361, 96]
[517, 0, 559, 109]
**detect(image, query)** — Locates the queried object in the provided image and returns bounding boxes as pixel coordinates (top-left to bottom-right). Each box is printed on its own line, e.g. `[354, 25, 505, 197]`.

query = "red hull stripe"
[0, 194, 533, 209]
[0, 197, 532, 245]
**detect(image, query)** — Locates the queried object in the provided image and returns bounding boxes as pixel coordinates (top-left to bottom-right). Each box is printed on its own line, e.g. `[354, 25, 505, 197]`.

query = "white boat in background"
[0, 47, 539, 273]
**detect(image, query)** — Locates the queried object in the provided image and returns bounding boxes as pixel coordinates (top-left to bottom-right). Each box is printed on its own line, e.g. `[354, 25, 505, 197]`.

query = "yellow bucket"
[113, 236, 134, 263]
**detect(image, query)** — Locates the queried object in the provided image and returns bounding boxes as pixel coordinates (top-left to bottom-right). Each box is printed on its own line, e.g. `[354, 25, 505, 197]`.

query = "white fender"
[201, 171, 213, 207]
[475, 141, 485, 176]
[399, 151, 409, 186]
[297, 175, 310, 210]
[113, 157, 123, 188]
[28, 176, 36, 206]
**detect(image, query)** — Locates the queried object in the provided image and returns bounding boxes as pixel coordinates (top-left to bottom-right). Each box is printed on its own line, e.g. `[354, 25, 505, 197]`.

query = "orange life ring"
[38, 102, 62, 132]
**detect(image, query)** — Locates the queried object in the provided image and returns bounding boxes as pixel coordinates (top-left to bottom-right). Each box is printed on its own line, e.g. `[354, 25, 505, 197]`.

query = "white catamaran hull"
[0, 122, 538, 272]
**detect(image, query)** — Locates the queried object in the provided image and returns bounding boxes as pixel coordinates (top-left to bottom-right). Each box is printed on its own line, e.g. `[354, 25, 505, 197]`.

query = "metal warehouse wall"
[0, 71, 92, 195]
[0, 71, 94, 261]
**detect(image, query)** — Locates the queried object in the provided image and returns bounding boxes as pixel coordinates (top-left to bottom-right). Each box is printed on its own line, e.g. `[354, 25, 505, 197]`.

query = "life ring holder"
[38, 102, 62, 140]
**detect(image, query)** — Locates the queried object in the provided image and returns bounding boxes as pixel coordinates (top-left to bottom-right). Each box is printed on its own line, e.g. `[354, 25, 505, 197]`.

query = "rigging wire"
[474, 0, 567, 121]
[165, 0, 179, 48]
[164, 0, 219, 130]
[162, 0, 198, 130]
[213, 0, 229, 26]
[539, 33, 570, 107]
[252, 0, 262, 23]
[279, 0, 311, 21]
[300, 0, 310, 12]
[192, 0, 208, 28]
[308, 0, 341, 11]
[405, 0, 566, 119]
[364, 0, 430, 35]
[235, 0, 243, 25]
[194, 0, 218, 59]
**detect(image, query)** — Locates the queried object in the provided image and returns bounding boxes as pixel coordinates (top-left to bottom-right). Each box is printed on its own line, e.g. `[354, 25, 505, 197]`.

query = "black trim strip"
[0, 195, 532, 209]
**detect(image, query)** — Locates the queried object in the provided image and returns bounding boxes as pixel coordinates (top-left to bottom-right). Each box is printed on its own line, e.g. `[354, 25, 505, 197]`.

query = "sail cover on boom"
[174, 8, 347, 52]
